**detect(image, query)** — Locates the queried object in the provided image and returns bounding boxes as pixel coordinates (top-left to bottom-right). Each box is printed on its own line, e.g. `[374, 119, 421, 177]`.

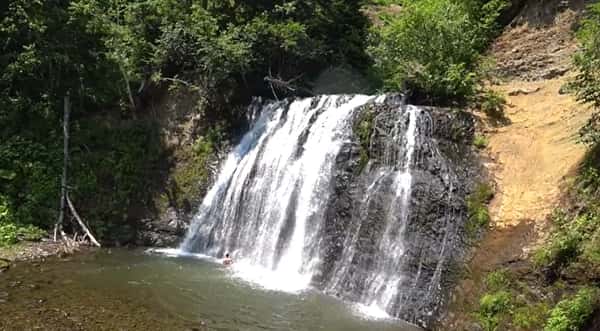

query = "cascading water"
[181, 95, 376, 291]
[324, 106, 419, 318]
[180, 95, 476, 328]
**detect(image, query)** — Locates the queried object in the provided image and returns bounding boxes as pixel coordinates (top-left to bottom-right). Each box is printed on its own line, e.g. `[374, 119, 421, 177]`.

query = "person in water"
[223, 253, 233, 266]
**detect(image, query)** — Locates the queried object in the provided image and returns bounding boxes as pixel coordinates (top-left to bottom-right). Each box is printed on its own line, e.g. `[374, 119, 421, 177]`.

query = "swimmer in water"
[223, 253, 233, 266]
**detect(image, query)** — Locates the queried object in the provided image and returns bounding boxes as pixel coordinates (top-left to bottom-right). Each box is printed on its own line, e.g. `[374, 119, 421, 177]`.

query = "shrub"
[572, 3, 600, 146]
[466, 183, 495, 237]
[477, 290, 513, 331]
[17, 225, 46, 242]
[474, 135, 489, 149]
[544, 287, 599, 331]
[480, 90, 507, 117]
[513, 303, 550, 330]
[485, 269, 510, 291]
[0, 223, 18, 247]
[534, 211, 600, 272]
[369, 0, 508, 104]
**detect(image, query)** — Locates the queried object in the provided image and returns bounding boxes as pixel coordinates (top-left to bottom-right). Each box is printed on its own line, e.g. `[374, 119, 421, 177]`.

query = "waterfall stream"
[179, 95, 472, 327]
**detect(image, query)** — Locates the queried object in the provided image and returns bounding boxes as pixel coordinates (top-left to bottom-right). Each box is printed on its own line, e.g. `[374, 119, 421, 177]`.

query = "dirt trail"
[440, 4, 594, 328]
[477, 77, 592, 270]
[442, 76, 593, 330]
[472, 3, 592, 278]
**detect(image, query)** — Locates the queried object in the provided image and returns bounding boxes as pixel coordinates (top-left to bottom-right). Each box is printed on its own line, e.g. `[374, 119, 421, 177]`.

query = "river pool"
[0, 249, 421, 331]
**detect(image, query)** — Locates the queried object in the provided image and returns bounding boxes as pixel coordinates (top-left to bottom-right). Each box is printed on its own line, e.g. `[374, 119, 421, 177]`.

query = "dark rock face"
[137, 208, 187, 247]
[318, 101, 480, 329]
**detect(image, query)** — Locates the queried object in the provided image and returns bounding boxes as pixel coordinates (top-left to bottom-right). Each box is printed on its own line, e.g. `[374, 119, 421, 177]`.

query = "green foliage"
[576, 145, 600, 202]
[474, 135, 489, 149]
[0, 196, 44, 245]
[466, 183, 495, 238]
[534, 209, 600, 274]
[168, 126, 224, 213]
[479, 90, 507, 119]
[513, 303, 550, 330]
[0, 223, 18, 247]
[477, 268, 550, 330]
[69, 0, 370, 103]
[477, 291, 512, 331]
[68, 119, 163, 240]
[0, 0, 371, 244]
[544, 288, 599, 331]
[572, 3, 600, 145]
[16, 225, 46, 242]
[369, 0, 508, 104]
[485, 269, 510, 292]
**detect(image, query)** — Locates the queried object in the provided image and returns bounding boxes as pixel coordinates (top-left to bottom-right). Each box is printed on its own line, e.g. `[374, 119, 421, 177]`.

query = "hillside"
[441, 1, 600, 330]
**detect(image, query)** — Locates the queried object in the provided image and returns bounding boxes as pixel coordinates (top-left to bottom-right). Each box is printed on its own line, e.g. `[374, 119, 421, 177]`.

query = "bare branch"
[66, 194, 101, 247]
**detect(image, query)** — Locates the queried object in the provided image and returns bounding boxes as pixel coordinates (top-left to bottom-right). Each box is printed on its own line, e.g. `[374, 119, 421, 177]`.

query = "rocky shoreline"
[0, 240, 94, 269]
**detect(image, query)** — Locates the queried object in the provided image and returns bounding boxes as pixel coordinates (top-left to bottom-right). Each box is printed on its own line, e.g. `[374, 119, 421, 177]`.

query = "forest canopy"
[0, 0, 369, 243]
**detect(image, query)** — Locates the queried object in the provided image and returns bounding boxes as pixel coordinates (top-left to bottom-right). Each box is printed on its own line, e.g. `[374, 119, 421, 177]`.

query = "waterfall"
[181, 95, 376, 291]
[180, 94, 473, 327]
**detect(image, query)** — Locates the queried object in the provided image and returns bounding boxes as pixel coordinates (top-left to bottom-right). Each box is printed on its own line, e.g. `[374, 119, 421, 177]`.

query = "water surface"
[0, 249, 421, 331]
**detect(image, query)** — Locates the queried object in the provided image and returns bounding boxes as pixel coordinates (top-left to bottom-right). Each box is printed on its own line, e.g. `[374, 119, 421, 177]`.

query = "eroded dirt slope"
[440, 2, 594, 329]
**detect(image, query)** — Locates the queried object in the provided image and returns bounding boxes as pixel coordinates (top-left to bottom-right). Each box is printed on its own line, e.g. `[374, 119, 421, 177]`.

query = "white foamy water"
[355, 303, 394, 320]
[148, 248, 218, 263]
[230, 259, 312, 293]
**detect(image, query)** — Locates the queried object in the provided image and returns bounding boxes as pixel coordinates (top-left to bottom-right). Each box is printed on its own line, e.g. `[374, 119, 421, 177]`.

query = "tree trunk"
[55, 95, 70, 241]
[119, 63, 136, 113]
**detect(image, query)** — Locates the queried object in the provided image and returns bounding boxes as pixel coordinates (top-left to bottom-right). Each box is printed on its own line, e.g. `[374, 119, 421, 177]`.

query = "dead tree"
[54, 95, 101, 247]
[264, 67, 313, 100]
[54, 96, 69, 241]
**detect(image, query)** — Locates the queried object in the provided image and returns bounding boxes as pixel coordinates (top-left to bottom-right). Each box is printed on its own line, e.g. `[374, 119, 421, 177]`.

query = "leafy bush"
[485, 269, 510, 291]
[534, 210, 600, 274]
[369, 0, 508, 104]
[477, 291, 513, 331]
[544, 288, 599, 331]
[474, 135, 489, 149]
[513, 303, 550, 330]
[466, 183, 495, 237]
[0, 223, 18, 247]
[479, 90, 507, 118]
[572, 3, 600, 146]
[17, 225, 46, 242]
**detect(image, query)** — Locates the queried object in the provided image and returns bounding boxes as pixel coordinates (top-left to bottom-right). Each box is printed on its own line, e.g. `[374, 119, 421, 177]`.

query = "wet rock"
[319, 101, 481, 329]
[136, 207, 188, 247]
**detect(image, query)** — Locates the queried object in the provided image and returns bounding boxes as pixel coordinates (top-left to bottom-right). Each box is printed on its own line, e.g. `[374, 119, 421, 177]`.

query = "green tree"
[368, 0, 507, 104]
